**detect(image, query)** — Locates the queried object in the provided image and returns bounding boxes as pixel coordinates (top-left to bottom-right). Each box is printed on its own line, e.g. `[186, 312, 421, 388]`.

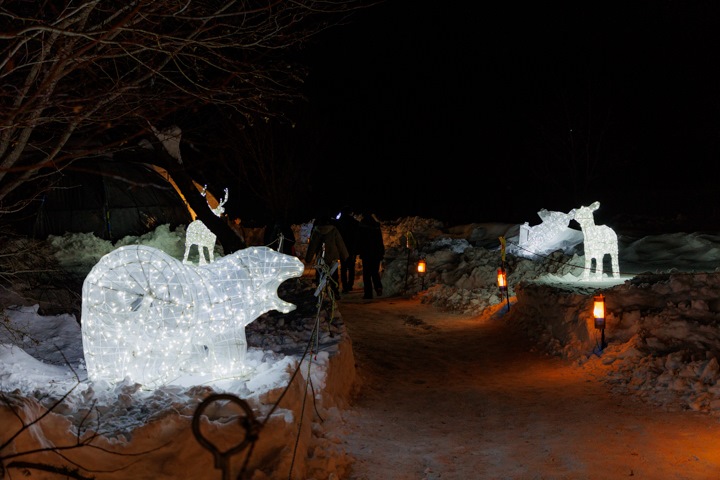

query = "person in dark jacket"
[305, 214, 349, 298]
[357, 212, 385, 299]
[334, 206, 360, 293]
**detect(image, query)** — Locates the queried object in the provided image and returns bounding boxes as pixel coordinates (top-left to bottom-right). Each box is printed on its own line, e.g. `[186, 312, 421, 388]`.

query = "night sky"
[300, 1, 720, 227]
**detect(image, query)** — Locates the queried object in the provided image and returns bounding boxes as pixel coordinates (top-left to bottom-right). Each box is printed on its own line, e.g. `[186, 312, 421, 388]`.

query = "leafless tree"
[0, 0, 371, 252]
[207, 112, 322, 223]
[1, 381, 165, 479]
[522, 81, 617, 209]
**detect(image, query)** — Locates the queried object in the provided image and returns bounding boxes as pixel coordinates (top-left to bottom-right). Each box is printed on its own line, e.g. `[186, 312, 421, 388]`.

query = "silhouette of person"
[334, 206, 360, 293]
[264, 219, 296, 256]
[357, 212, 385, 299]
[305, 213, 349, 299]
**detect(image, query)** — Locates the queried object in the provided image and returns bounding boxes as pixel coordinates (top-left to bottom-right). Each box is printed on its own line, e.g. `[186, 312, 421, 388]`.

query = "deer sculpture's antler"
[218, 188, 228, 207]
[210, 188, 229, 217]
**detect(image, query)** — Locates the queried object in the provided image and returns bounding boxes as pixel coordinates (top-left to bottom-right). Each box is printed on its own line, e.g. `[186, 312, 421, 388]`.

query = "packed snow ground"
[2, 211, 720, 478]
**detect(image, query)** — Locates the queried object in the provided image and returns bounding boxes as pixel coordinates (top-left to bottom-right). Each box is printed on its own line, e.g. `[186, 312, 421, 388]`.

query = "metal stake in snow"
[403, 231, 416, 295]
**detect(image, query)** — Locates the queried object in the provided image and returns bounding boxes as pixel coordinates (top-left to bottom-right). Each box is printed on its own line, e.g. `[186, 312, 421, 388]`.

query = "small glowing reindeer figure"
[183, 187, 228, 265]
[571, 201, 619, 281]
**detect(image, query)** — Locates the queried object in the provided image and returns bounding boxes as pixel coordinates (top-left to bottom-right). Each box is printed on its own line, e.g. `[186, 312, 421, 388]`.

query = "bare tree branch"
[0, 0, 373, 212]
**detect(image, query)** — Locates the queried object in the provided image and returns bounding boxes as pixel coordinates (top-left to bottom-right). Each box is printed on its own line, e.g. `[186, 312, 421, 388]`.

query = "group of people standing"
[304, 207, 385, 300]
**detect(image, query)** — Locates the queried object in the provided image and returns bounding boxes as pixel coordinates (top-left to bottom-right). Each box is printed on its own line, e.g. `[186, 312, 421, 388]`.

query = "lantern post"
[593, 293, 606, 351]
[498, 237, 510, 311]
[404, 231, 418, 295]
[497, 267, 510, 311]
[417, 257, 427, 290]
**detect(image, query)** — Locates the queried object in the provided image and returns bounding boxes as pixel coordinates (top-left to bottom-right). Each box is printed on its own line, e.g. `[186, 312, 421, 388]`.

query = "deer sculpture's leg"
[183, 244, 192, 264]
[204, 233, 217, 264]
[198, 246, 208, 265]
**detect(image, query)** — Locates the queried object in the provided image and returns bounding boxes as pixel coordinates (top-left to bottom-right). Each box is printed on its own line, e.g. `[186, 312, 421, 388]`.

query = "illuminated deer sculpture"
[570, 201, 619, 281]
[183, 187, 228, 265]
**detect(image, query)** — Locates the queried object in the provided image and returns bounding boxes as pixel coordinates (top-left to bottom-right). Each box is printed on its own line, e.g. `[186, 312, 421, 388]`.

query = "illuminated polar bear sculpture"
[81, 245, 304, 388]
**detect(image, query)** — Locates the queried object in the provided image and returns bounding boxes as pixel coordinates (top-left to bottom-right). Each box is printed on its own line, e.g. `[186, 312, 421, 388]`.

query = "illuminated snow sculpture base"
[518, 208, 575, 257]
[81, 245, 304, 389]
[571, 201, 620, 281]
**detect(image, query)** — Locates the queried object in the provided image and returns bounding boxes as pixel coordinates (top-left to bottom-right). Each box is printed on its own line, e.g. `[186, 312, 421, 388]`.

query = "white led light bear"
[570, 201, 619, 281]
[81, 244, 304, 388]
[183, 187, 228, 265]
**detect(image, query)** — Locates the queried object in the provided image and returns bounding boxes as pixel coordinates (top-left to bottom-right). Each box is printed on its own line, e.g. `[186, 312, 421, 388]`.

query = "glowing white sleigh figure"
[81, 245, 304, 388]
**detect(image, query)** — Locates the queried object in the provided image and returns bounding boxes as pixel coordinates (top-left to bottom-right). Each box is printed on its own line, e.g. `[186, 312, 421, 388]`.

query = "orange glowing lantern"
[593, 294, 606, 330]
[497, 267, 507, 292]
[417, 258, 427, 290]
[417, 258, 427, 275]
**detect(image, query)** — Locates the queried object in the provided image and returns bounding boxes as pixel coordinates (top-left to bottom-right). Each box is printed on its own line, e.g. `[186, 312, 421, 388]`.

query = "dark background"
[297, 1, 720, 228]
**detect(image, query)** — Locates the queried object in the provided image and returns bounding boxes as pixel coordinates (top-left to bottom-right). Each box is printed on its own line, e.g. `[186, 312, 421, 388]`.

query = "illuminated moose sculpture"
[183, 187, 228, 265]
[518, 208, 575, 257]
[571, 201, 619, 281]
[81, 244, 304, 388]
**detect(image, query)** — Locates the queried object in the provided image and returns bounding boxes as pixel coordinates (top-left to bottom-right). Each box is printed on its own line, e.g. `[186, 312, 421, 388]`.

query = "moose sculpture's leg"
[612, 253, 620, 278]
[595, 257, 603, 279]
[583, 256, 592, 280]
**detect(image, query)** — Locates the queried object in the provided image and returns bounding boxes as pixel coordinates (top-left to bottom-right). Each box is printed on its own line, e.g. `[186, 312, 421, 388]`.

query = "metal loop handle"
[191, 393, 260, 478]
